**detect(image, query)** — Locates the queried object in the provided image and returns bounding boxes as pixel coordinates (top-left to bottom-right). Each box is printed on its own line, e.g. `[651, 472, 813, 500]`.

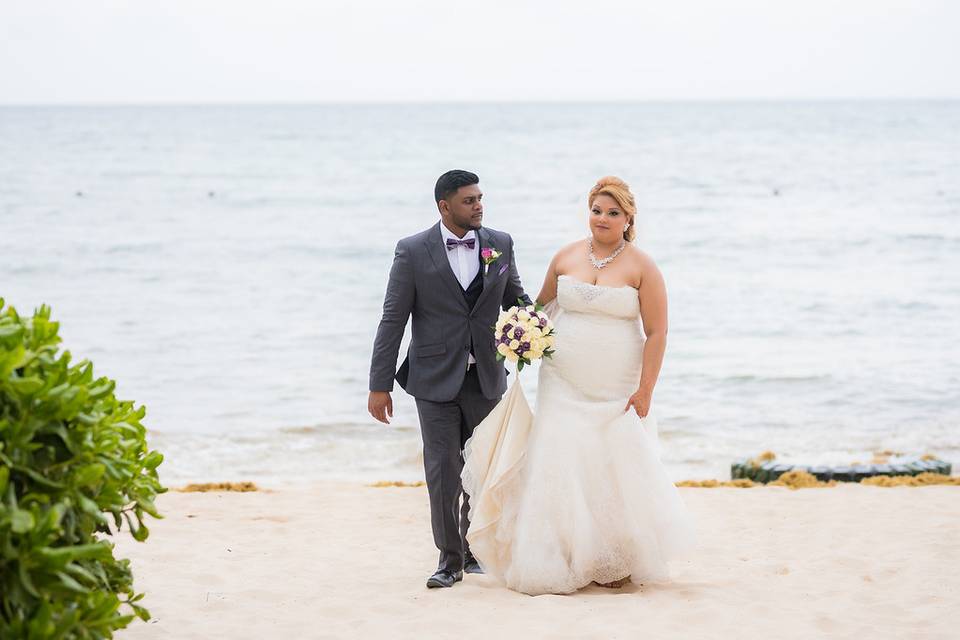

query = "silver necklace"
[588, 238, 626, 269]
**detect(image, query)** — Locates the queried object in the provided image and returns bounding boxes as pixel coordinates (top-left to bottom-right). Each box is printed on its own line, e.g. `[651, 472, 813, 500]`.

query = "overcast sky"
[1, 0, 957, 103]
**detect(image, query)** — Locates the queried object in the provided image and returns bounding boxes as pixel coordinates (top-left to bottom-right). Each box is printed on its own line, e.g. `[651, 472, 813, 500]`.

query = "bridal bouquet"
[494, 301, 556, 371]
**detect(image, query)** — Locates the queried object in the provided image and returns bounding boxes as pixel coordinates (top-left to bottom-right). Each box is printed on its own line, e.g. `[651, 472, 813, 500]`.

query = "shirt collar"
[438, 221, 476, 246]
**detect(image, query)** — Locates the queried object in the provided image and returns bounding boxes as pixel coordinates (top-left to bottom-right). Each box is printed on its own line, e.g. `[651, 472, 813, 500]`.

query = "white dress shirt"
[439, 222, 480, 365]
[439, 222, 480, 289]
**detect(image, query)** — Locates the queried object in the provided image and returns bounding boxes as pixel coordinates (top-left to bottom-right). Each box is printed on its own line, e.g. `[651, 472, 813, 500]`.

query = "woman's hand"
[623, 387, 652, 418]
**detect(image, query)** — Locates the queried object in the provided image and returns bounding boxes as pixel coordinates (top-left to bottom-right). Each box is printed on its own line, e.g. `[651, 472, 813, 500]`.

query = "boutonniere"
[480, 247, 502, 275]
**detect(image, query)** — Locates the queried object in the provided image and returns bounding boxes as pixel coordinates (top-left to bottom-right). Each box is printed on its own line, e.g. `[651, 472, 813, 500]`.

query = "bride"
[461, 176, 696, 596]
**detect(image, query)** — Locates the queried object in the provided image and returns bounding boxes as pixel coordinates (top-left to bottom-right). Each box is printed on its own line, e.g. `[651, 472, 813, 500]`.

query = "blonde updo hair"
[589, 176, 637, 242]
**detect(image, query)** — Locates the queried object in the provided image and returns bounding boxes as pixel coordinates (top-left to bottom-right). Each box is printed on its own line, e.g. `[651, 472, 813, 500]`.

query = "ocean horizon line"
[2, 97, 959, 109]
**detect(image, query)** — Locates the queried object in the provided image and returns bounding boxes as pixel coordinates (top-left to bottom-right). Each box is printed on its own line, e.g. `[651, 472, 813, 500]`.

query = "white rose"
[497, 343, 511, 357]
[509, 339, 520, 350]
[517, 310, 531, 322]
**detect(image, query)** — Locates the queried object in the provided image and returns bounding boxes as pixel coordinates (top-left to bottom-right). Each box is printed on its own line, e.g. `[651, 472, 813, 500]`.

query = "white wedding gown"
[461, 275, 696, 595]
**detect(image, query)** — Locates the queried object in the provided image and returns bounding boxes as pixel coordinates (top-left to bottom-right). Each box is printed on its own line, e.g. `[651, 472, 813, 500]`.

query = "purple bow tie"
[446, 237, 476, 251]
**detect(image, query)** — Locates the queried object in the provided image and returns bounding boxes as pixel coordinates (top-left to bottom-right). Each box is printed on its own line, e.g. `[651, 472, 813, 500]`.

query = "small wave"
[105, 242, 164, 255]
[897, 233, 956, 243]
[4, 264, 42, 275]
[721, 374, 831, 384]
[280, 425, 321, 434]
[873, 299, 939, 311]
[278, 423, 369, 434]
[277, 421, 416, 435]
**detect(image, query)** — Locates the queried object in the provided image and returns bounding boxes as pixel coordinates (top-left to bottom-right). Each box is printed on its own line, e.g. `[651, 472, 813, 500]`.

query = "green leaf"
[78, 494, 109, 525]
[0, 323, 24, 339]
[142, 451, 163, 470]
[42, 503, 66, 531]
[56, 570, 91, 593]
[87, 380, 115, 400]
[0, 465, 8, 494]
[133, 603, 151, 622]
[131, 518, 149, 542]
[63, 562, 99, 586]
[136, 496, 162, 519]
[38, 543, 114, 563]
[83, 593, 121, 624]
[11, 508, 35, 533]
[112, 421, 143, 436]
[28, 600, 55, 637]
[13, 465, 67, 489]
[19, 561, 40, 597]
[9, 375, 45, 395]
[74, 463, 106, 487]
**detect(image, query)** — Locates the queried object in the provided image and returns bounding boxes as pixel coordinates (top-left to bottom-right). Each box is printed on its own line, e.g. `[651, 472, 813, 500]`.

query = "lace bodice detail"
[557, 275, 640, 320]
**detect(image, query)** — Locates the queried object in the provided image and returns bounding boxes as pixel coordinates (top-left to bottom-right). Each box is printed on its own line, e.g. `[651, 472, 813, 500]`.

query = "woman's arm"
[625, 255, 668, 418]
[535, 252, 561, 305]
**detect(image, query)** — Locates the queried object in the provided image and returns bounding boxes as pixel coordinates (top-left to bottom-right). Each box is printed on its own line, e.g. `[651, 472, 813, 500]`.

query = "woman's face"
[589, 194, 628, 244]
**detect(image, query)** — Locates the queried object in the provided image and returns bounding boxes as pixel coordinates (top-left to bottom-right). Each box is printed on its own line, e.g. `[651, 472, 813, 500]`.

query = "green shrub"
[0, 299, 166, 638]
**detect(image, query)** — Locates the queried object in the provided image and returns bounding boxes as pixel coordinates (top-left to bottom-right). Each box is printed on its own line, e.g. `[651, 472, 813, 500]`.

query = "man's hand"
[368, 391, 393, 424]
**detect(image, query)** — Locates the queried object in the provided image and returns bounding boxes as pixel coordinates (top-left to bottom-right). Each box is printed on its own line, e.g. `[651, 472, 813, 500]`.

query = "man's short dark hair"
[434, 170, 479, 204]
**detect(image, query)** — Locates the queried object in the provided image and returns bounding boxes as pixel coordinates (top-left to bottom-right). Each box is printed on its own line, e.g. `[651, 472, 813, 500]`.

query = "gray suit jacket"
[369, 223, 529, 402]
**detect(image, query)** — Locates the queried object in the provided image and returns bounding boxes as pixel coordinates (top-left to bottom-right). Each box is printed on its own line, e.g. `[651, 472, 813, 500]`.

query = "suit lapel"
[424, 224, 470, 311]
[473, 227, 501, 311]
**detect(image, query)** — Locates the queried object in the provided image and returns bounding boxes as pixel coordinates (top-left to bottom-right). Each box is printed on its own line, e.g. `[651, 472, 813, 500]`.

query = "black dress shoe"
[463, 559, 484, 575]
[426, 569, 463, 588]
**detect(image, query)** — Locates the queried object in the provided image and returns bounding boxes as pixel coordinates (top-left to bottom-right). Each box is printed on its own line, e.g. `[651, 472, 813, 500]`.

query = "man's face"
[440, 184, 483, 232]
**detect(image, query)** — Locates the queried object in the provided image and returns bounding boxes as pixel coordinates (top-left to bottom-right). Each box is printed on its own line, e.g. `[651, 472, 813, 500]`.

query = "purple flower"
[503, 323, 513, 333]
[513, 327, 524, 339]
[539, 317, 548, 328]
[499, 335, 510, 345]
[520, 341, 531, 352]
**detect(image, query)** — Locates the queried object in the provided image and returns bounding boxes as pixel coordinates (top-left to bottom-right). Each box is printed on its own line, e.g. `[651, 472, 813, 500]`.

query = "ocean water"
[1, 102, 958, 486]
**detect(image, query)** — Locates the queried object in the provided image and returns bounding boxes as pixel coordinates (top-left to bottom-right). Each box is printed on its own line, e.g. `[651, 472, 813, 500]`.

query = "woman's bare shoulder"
[623, 245, 662, 283]
[626, 244, 658, 267]
[555, 238, 587, 257]
[552, 239, 587, 270]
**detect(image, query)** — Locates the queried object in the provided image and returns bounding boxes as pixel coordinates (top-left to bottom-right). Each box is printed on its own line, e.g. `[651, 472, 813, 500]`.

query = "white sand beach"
[112, 482, 959, 640]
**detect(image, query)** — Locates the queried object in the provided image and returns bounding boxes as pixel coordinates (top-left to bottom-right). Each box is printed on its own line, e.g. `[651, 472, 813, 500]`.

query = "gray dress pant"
[415, 366, 500, 573]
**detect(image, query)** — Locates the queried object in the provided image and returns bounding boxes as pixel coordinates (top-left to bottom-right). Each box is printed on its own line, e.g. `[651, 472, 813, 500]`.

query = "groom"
[368, 170, 530, 588]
